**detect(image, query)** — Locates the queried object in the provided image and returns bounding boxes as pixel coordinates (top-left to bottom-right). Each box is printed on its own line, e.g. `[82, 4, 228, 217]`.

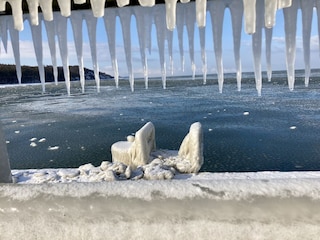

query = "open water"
[1, 71, 320, 172]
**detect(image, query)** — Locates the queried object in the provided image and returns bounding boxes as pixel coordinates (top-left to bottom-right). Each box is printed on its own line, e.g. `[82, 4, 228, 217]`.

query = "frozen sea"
[1, 71, 320, 172]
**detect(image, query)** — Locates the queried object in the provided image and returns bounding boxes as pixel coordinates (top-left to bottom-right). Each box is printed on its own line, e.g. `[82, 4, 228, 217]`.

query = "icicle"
[283, 0, 298, 91]
[90, 0, 106, 18]
[229, 0, 243, 91]
[186, 3, 196, 80]
[196, 0, 207, 28]
[251, 0, 263, 96]
[103, 8, 119, 88]
[118, 7, 134, 91]
[208, 0, 225, 92]
[264, 0, 278, 28]
[133, 6, 149, 88]
[167, 29, 174, 75]
[8, 17, 21, 84]
[43, 20, 58, 85]
[39, 0, 53, 21]
[74, 0, 86, 4]
[316, 0, 320, 54]
[176, 3, 185, 72]
[28, 16, 45, 92]
[26, 0, 40, 26]
[278, 0, 292, 9]
[70, 11, 85, 93]
[0, 16, 8, 52]
[144, 7, 153, 55]
[57, 0, 71, 17]
[243, 0, 256, 34]
[265, 27, 273, 82]
[300, 0, 314, 87]
[165, 0, 177, 31]
[116, 0, 129, 7]
[138, 0, 155, 7]
[7, 0, 24, 31]
[54, 13, 70, 95]
[154, 5, 167, 89]
[199, 27, 207, 84]
[0, 0, 6, 11]
[84, 10, 100, 92]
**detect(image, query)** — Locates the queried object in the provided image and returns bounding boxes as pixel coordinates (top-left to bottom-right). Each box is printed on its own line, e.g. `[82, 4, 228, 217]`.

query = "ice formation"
[1, 171, 320, 239]
[111, 121, 204, 178]
[111, 121, 156, 169]
[0, 0, 317, 95]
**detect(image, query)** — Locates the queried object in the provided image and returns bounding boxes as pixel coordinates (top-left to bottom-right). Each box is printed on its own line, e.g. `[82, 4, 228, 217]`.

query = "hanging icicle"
[0, 0, 318, 96]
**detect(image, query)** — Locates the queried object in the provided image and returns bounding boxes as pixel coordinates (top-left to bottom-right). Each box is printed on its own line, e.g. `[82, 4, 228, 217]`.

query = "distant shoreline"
[0, 64, 113, 85]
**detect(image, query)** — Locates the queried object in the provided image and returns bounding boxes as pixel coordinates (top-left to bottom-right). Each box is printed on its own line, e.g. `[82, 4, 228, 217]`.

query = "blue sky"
[0, 5, 319, 78]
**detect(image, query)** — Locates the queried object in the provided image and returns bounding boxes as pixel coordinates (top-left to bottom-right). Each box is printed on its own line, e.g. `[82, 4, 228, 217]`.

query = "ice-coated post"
[0, 121, 12, 183]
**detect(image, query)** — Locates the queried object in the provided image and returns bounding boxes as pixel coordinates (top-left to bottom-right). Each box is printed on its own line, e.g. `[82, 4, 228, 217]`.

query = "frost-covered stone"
[79, 163, 96, 175]
[143, 159, 175, 180]
[131, 167, 144, 180]
[124, 165, 131, 179]
[111, 122, 203, 175]
[57, 169, 80, 178]
[178, 122, 203, 173]
[100, 161, 113, 171]
[111, 122, 156, 169]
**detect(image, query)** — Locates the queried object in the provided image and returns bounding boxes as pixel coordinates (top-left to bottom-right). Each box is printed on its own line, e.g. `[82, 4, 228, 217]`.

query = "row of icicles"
[0, 0, 319, 95]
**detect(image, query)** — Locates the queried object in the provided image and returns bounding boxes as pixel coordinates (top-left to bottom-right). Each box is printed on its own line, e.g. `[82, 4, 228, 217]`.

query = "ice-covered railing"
[0, 0, 319, 95]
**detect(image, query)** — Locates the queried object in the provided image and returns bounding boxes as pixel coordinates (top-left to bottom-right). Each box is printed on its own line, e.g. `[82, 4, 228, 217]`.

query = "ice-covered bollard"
[177, 122, 204, 173]
[111, 122, 156, 169]
[0, 121, 12, 183]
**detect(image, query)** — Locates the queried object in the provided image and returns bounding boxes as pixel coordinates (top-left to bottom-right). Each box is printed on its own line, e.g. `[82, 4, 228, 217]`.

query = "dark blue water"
[1, 73, 320, 172]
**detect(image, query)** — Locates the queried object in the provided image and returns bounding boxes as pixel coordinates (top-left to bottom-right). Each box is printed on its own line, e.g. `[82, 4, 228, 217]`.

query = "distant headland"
[0, 64, 113, 84]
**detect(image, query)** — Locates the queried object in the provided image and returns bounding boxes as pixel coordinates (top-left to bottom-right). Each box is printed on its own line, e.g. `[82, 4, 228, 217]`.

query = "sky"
[0, 3, 319, 78]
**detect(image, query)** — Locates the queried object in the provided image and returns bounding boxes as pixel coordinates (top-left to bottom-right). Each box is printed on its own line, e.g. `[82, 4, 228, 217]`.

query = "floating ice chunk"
[30, 142, 37, 147]
[290, 126, 297, 130]
[243, 111, 250, 115]
[14, 130, 20, 134]
[48, 146, 59, 151]
[38, 138, 46, 143]
[30, 137, 37, 142]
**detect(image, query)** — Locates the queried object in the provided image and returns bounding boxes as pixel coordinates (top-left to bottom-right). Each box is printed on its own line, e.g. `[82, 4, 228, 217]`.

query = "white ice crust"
[7, 169, 320, 201]
[111, 122, 203, 176]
